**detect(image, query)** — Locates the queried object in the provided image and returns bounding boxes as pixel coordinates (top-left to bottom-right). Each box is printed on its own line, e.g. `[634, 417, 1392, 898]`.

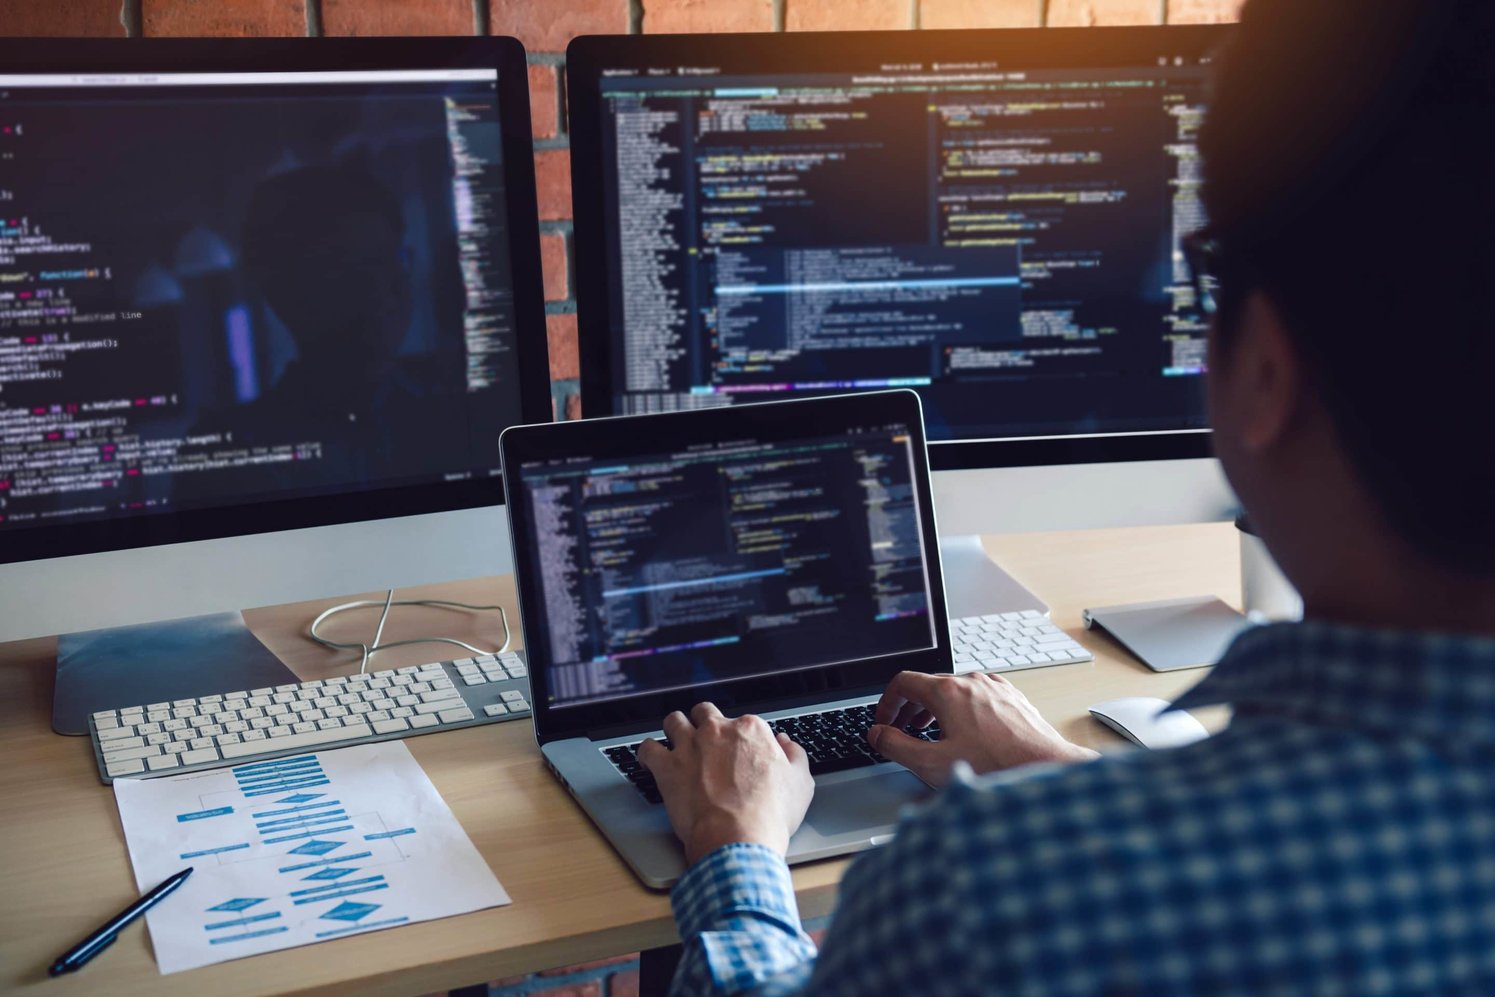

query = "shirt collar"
[1171, 620, 1495, 746]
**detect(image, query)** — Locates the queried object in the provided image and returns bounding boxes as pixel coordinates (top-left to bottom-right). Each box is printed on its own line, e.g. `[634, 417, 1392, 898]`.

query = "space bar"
[219, 724, 374, 758]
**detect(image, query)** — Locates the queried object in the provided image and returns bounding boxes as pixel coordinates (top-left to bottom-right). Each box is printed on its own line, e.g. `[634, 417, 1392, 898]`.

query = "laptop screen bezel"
[501, 390, 953, 745]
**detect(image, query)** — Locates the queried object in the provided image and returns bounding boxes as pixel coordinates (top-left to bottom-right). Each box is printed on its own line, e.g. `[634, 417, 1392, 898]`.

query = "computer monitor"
[566, 26, 1239, 616]
[0, 38, 552, 643]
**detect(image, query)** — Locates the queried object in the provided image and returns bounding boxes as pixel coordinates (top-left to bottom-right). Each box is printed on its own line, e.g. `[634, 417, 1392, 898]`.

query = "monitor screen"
[512, 418, 937, 709]
[0, 65, 534, 539]
[571, 29, 1223, 447]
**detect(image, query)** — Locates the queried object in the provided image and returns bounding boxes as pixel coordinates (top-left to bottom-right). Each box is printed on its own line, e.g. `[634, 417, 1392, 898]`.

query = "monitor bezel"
[566, 25, 1230, 472]
[0, 37, 553, 565]
[499, 389, 953, 745]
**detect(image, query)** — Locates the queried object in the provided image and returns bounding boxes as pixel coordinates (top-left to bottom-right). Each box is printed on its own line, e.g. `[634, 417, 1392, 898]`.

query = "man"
[179, 165, 469, 505]
[638, 0, 1495, 991]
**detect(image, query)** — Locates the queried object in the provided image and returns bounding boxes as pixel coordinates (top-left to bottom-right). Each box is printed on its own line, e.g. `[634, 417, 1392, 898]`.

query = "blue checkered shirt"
[669, 621, 1495, 994]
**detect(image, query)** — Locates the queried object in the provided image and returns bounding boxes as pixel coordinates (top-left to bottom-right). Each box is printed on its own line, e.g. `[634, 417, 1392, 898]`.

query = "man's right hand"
[868, 671, 1098, 787]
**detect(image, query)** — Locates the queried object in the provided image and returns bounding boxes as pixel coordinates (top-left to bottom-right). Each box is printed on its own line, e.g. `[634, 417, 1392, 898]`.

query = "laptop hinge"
[584, 684, 888, 742]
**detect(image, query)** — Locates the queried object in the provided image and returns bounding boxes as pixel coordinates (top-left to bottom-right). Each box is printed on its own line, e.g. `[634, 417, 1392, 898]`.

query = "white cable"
[308, 589, 511, 673]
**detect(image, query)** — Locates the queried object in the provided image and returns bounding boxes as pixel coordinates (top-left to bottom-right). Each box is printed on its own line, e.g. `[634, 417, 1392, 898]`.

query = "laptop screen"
[511, 414, 937, 710]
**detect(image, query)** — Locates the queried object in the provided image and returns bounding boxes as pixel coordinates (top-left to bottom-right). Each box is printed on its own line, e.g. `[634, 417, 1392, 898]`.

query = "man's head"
[1200, 0, 1495, 625]
[242, 166, 413, 375]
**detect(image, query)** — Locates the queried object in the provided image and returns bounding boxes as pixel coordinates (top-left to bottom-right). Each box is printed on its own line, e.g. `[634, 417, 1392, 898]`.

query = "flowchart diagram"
[114, 741, 509, 974]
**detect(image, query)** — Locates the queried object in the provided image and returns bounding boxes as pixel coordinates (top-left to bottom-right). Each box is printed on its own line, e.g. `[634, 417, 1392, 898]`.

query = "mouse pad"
[1083, 596, 1248, 672]
[52, 611, 298, 735]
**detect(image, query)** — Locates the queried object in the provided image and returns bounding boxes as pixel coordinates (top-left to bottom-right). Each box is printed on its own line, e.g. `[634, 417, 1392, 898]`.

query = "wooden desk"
[0, 523, 1238, 996]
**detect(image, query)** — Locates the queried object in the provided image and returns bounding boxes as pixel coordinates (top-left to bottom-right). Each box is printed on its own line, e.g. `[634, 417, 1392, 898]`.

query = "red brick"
[489, 0, 628, 55]
[0, 0, 125, 36]
[608, 967, 641, 997]
[487, 975, 529, 988]
[787, 0, 910, 31]
[919, 0, 1041, 29]
[143, 0, 306, 37]
[564, 391, 583, 421]
[1166, 0, 1242, 23]
[644, 0, 774, 34]
[1047, 0, 1162, 26]
[322, 0, 475, 35]
[547, 313, 580, 380]
[539, 953, 633, 975]
[540, 232, 569, 301]
[532, 984, 601, 997]
[529, 63, 560, 139]
[535, 148, 573, 222]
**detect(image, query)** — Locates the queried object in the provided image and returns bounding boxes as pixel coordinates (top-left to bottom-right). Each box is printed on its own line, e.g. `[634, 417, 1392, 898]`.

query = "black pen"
[49, 867, 194, 976]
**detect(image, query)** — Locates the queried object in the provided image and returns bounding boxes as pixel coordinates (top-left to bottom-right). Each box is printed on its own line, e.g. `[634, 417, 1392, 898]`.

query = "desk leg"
[639, 942, 683, 997]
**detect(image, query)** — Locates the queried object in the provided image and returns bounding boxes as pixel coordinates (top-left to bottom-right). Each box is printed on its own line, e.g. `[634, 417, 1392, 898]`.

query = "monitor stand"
[51, 611, 298, 736]
[938, 534, 1049, 620]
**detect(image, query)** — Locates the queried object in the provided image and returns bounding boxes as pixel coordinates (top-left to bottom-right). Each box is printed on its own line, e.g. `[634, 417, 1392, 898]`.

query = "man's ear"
[1231, 291, 1306, 455]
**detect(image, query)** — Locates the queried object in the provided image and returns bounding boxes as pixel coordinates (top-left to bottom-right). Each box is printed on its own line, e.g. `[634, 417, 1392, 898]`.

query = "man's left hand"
[638, 703, 815, 864]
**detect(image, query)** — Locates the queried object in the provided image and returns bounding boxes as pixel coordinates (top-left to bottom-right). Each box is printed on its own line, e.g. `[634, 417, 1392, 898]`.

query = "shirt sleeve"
[667, 767, 1026, 996]
[669, 842, 818, 995]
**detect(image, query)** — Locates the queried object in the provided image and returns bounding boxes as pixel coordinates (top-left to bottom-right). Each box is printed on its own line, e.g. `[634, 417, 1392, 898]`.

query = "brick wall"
[1, 0, 1243, 427]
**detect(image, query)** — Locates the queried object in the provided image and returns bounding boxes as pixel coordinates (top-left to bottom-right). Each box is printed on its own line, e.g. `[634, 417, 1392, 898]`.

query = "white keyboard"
[87, 651, 531, 783]
[950, 612, 1093, 674]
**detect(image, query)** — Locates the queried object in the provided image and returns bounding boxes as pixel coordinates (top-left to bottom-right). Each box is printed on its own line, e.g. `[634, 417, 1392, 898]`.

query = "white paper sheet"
[112, 740, 510, 974]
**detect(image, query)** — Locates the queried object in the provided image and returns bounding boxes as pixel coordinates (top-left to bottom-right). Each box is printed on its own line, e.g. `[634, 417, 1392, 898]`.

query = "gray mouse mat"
[1083, 596, 1248, 672]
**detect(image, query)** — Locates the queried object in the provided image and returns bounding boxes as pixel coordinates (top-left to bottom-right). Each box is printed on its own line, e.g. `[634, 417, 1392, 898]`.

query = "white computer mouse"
[1088, 696, 1209, 750]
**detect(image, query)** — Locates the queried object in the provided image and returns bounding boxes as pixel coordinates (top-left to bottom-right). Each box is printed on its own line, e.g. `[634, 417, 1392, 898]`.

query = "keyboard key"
[464, 675, 489, 686]
[505, 701, 529, 714]
[189, 737, 215, 751]
[181, 747, 219, 765]
[103, 744, 160, 763]
[373, 718, 410, 735]
[501, 690, 525, 703]
[106, 758, 146, 778]
[146, 754, 180, 771]
[438, 707, 475, 724]
[98, 726, 138, 742]
[482, 704, 507, 717]
[410, 713, 439, 729]
[219, 722, 373, 757]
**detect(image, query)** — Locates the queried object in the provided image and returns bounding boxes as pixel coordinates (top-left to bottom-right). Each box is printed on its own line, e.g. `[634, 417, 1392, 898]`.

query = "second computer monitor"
[567, 26, 1230, 473]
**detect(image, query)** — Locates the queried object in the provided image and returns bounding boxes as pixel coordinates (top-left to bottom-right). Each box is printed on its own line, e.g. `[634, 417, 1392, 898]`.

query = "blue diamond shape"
[207, 897, 267, 913]
[321, 901, 380, 923]
[288, 839, 345, 856]
[274, 793, 326, 805]
[302, 866, 359, 881]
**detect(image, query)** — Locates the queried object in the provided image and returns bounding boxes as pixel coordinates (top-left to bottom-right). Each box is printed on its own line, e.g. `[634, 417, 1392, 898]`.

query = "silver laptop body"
[501, 391, 952, 889]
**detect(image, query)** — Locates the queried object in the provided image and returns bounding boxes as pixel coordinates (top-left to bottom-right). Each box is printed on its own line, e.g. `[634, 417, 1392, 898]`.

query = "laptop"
[500, 390, 952, 888]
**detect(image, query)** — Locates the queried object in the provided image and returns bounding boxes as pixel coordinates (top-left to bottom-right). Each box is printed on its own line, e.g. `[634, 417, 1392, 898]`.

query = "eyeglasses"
[1181, 230, 1224, 317]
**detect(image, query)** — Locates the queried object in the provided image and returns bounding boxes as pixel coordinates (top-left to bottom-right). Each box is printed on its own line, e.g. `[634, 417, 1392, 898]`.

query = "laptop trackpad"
[806, 769, 930, 838]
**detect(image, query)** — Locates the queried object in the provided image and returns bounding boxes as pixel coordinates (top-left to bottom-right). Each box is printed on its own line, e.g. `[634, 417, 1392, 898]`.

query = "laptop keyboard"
[602, 704, 942, 804]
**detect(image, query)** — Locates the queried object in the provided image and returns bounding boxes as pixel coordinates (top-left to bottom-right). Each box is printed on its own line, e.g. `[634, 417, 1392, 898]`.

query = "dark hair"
[1201, 0, 1495, 574]
[241, 165, 405, 278]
